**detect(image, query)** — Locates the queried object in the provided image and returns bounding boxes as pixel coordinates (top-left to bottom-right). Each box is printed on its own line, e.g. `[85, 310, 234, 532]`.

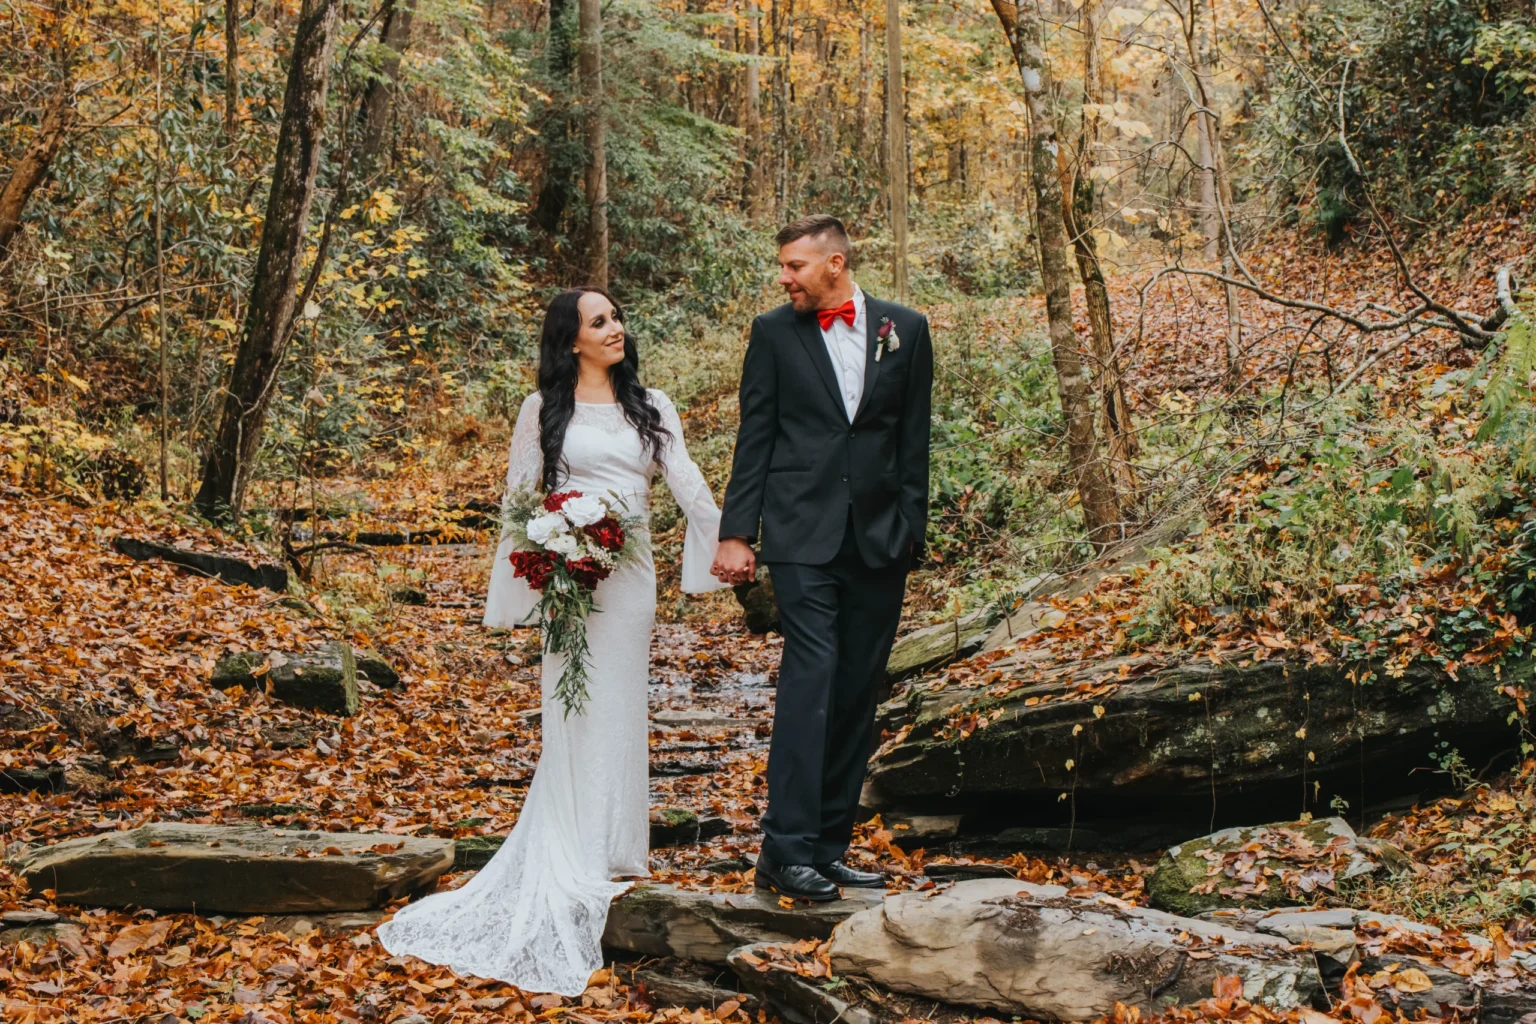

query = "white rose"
[526, 512, 570, 546]
[561, 494, 608, 528]
[546, 532, 579, 557]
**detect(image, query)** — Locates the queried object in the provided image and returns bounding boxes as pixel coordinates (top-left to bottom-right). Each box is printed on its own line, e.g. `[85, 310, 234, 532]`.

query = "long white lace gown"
[377, 389, 727, 995]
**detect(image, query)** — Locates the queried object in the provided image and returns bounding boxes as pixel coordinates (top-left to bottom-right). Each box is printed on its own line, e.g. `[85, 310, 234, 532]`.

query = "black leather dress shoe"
[754, 851, 841, 902]
[815, 859, 885, 888]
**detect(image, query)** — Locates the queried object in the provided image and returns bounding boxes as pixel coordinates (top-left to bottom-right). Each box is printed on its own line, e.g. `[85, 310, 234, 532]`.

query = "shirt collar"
[850, 285, 866, 326]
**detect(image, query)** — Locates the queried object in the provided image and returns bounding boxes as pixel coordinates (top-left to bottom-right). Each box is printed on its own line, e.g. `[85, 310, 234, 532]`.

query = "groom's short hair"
[776, 215, 851, 263]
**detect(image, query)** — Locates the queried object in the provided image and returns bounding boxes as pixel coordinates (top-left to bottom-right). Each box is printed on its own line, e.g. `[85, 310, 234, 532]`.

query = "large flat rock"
[827, 878, 1322, 1020]
[603, 883, 885, 964]
[867, 651, 1529, 833]
[16, 823, 453, 913]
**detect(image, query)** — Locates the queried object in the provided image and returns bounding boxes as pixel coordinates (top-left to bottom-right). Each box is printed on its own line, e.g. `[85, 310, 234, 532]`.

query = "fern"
[1477, 298, 1536, 442]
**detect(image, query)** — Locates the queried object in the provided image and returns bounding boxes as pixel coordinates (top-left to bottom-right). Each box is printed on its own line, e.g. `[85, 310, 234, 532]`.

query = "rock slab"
[16, 822, 453, 913]
[1147, 817, 1380, 917]
[603, 883, 884, 964]
[827, 878, 1322, 1020]
[113, 536, 288, 592]
[453, 809, 712, 869]
[354, 648, 403, 689]
[728, 942, 877, 1024]
[733, 569, 779, 634]
[212, 643, 359, 716]
[622, 965, 761, 1015]
[650, 808, 702, 847]
[0, 920, 86, 958]
[867, 653, 1528, 831]
[885, 605, 1000, 681]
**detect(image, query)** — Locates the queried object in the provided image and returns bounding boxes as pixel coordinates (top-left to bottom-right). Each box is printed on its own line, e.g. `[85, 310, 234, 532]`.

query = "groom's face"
[778, 236, 846, 314]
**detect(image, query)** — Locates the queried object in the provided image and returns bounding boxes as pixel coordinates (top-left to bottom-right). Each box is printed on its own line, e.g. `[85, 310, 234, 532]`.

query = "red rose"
[584, 517, 626, 553]
[877, 318, 893, 339]
[509, 549, 560, 591]
[543, 490, 581, 512]
[563, 557, 612, 591]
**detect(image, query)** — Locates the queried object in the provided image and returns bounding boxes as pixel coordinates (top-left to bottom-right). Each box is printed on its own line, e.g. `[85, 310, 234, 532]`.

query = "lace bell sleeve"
[484, 393, 544, 628]
[653, 390, 730, 594]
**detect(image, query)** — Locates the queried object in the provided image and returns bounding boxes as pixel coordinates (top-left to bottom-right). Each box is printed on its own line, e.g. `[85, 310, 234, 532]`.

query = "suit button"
[841, 475, 849, 482]
[848, 431, 855, 438]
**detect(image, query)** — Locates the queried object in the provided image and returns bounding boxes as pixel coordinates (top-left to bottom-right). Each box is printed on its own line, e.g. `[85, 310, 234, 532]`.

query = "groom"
[713, 215, 932, 901]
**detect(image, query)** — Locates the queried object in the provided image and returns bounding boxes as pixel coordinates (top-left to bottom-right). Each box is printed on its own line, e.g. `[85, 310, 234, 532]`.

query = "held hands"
[712, 537, 757, 586]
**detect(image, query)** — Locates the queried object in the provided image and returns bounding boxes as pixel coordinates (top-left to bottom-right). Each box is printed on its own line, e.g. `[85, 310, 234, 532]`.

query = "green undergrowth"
[1123, 302, 1536, 681]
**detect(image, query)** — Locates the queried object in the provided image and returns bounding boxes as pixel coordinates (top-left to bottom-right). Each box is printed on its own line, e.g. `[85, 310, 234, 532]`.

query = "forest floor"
[4, 219, 1536, 1023]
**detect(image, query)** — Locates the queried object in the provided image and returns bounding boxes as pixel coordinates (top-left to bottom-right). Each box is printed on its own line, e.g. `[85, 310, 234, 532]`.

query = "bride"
[377, 286, 728, 995]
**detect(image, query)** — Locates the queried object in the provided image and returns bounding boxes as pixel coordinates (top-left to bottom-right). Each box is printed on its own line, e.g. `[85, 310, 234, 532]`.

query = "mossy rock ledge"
[212, 642, 360, 716]
[884, 604, 1002, 681]
[649, 807, 701, 847]
[865, 649, 1531, 833]
[1145, 816, 1379, 917]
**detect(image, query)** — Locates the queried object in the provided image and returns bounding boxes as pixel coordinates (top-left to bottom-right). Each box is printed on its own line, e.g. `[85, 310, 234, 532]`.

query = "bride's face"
[572, 292, 627, 373]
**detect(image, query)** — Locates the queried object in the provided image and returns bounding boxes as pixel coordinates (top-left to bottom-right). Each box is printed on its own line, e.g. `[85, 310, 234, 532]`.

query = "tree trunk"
[812, 19, 834, 181]
[1065, 0, 1136, 499]
[775, 0, 791, 217]
[359, 0, 413, 167]
[194, 0, 341, 521]
[1189, 0, 1221, 261]
[719, 0, 736, 123]
[745, 2, 763, 211]
[579, 0, 607, 287]
[224, 0, 240, 149]
[531, 0, 578, 234]
[1185, 0, 1241, 377]
[857, 6, 871, 160]
[1195, 100, 1220, 261]
[156, 0, 170, 500]
[990, 0, 1120, 547]
[884, 0, 908, 301]
[0, 82, 74, 251]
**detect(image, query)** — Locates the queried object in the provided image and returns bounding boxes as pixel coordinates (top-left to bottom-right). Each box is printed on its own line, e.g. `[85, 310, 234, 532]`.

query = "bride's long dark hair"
[536, 286, 671, 491]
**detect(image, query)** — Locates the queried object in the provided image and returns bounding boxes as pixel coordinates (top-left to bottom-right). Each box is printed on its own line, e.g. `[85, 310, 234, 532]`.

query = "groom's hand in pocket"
[713, 537, 757, 585]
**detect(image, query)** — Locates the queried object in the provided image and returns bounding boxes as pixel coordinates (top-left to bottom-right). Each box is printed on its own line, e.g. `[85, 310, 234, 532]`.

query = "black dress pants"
[761, 517, 910, 865]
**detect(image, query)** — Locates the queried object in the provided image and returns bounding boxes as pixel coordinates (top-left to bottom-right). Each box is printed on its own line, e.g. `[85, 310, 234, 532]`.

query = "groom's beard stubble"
[786, 265, 840, 314]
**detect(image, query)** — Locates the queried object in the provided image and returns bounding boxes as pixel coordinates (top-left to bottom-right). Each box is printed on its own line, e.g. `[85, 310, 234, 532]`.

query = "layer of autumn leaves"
[0, 485, 769, 1024]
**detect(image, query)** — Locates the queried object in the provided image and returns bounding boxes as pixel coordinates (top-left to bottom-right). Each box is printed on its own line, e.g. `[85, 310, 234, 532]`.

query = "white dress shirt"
[818, 285, 867, 421]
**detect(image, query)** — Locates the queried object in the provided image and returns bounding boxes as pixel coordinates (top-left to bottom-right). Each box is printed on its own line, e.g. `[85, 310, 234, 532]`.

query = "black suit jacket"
[719, 293, 933, 567]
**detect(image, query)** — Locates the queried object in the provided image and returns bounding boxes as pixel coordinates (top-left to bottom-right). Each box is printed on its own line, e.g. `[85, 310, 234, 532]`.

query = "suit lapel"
[852, 294, 886, 424]
[792, 314, 848, 420]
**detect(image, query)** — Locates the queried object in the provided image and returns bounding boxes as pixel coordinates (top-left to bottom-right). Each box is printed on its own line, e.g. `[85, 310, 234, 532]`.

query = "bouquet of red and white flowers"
[502, 488, 645, 716]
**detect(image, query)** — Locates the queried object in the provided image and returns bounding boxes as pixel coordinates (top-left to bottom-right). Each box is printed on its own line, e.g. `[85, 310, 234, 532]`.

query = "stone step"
[602, 883, 884, 964]
[13, 823, 453, 913]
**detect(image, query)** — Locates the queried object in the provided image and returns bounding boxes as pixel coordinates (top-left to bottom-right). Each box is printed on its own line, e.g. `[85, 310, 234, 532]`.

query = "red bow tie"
[816, 300, 856, 331]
